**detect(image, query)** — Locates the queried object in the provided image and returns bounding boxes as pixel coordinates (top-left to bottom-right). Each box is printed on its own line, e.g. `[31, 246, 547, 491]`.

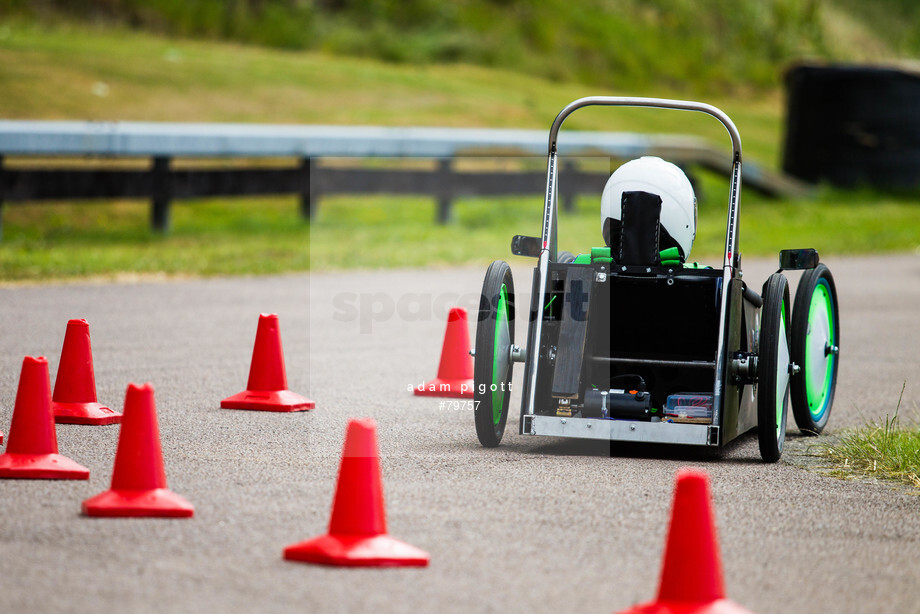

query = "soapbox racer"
[472, 96, 840, 462]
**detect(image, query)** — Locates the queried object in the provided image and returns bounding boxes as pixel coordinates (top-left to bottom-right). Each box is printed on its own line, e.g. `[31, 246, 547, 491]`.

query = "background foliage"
[2, 0, 916, 93]
[0, 1, 918, 281]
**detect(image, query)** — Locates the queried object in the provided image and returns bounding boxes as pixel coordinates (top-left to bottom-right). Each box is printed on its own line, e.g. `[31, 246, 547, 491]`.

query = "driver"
[600, 156, 697, 264]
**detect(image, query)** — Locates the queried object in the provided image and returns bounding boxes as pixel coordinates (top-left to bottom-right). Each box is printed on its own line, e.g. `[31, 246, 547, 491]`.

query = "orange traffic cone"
[52, 319, 122, 425]
[221, 313, 314, 412]
[82, 383, 194, 517]
[615, 469, 755, 614]
[0, 356, 90, 479]
[414, 307, 473, 398]
[283, 418, 429, 567]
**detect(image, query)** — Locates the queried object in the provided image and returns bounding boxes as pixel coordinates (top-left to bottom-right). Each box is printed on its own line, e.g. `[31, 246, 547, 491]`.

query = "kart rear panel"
[519, 258, 758, 448]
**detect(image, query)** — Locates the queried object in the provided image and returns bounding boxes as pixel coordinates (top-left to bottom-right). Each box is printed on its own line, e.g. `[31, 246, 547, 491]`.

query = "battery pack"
[583, 388, 652, 420]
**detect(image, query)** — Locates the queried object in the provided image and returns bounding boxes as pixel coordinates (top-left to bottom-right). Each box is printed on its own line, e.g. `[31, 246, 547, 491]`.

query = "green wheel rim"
[491, 283, 511, 426]
[805, 280, 835, 422]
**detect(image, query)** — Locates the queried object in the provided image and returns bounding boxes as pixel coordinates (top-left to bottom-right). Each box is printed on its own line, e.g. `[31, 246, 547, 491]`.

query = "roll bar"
[547, 96, 742, 162]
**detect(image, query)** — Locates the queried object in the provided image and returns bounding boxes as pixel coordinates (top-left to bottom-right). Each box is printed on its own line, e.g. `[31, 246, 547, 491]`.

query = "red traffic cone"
[52, 319, 121, 425]
[82, 383, 193, 517]
[615, 469, 755, 614]
[414, 307, 473, 398]
[283, 418, 429, 567]
[0, 356, 90, 480]
[221, 313, 314, 412]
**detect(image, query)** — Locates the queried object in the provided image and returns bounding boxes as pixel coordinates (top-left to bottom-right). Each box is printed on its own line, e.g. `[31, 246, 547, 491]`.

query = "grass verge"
[817, 385, 920, 489]
[0, 197, 311, 280]
[3, 169, 919, 282]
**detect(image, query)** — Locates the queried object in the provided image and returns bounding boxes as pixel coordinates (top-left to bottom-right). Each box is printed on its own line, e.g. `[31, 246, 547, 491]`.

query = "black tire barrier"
[782, 63, 920, 189]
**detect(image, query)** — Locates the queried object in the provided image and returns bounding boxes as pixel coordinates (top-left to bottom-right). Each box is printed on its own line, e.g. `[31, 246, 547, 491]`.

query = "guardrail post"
[0, 154, 4, 242]
[299, 156, 315, 220]
[436, 158, 452, 224]
[151, 156, 171, 233]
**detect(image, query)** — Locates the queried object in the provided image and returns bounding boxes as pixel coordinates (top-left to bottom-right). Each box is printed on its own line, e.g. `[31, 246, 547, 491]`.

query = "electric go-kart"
[473, 96, 839, 462]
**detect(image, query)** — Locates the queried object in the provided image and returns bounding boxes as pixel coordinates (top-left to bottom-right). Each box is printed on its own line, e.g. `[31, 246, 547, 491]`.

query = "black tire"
[791, 264, 839, 434]
[474, 261, 515, 447]
[757, 273, 791, 463]
[557, 251, 576, 264]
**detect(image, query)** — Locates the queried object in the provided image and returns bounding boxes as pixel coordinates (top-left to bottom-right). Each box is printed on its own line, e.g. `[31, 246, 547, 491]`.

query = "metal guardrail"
[0, 121, 811, 235]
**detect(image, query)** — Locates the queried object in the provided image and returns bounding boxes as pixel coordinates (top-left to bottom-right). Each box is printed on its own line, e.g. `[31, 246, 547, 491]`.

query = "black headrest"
[606, 190, 662, 266]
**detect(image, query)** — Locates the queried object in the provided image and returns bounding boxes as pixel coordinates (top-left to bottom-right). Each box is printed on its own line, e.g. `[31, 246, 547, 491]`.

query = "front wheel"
[791, 264, 839, 434]
[474, 261, 515, 447]
[757, 273, 791, 463]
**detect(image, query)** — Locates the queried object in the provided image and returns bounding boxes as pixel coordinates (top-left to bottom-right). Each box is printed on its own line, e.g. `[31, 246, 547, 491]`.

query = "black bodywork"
[520, 259, 758, 447]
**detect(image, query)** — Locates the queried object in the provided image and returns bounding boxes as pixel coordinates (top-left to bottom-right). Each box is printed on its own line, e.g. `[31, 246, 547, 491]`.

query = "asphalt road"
[1, 255, 918, 614]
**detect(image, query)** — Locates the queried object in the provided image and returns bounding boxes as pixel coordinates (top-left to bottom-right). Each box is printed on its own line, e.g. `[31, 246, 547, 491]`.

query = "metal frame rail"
[0, 121, 809, 236]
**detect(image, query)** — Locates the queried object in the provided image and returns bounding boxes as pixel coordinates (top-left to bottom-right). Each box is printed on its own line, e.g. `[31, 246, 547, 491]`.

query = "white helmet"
[600, 156, 697, 262]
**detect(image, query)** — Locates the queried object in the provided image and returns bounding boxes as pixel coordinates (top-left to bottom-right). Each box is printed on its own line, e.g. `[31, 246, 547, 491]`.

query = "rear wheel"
[758, 273, 791, 463]
[474, 261, 515, 447]
[791, 264, 839, 434]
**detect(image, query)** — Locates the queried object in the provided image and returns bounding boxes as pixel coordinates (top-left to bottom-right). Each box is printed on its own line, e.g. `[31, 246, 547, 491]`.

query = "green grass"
[307, 173, 920, 271]
[0, 21, 785, 160]
[6, 165, 919, 282]
[4, 1, 912, 95]
[0, 198, 310, 280]
[0, 23, 919, 282]
[0, 0, 838, 93]
[828, 0, 920, 57]
[818, 385, 920, 489]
